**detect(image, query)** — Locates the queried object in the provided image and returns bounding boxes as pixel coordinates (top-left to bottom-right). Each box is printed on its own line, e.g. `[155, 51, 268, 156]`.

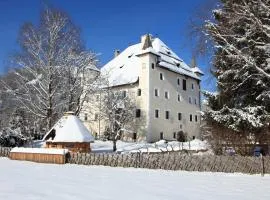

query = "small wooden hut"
[43, 112, 94, 153]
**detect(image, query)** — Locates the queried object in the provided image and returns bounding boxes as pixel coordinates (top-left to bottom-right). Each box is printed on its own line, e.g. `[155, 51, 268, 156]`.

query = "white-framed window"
[137, 88, 141, 96]
[122, 90, 127, 98]
[160, 73, 164, 80]
[165, 91, 169, 99]
[189, 97, 192, 104]
[195, 115, 198, 122]
[151, 63, 155, 69]
[178, 113, 182, 120]
[190, 114, 192, 122]
[177, 93, 182, 102]
[165, 110, 170, 119]
[183, 79, 187, 90]
[160, 132, 164, 140]
[136, 109, 141, 118]
[155, 109, 159, 118]
[154, 88, 159, 97]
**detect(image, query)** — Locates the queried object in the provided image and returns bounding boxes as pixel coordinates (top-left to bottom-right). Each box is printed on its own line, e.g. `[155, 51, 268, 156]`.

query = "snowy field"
[33, 139, 210, 154]
[0, 158, 269, 200]
[91, 139, 210, 153]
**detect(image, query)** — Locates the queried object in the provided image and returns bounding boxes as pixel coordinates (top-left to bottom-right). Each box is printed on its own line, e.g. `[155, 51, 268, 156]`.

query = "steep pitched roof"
[101, 35, 203, 87]
[43, 113, 94, 143]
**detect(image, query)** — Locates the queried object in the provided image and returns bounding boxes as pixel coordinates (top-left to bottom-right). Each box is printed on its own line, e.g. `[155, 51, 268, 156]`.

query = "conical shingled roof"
[43, 112, 94, 143]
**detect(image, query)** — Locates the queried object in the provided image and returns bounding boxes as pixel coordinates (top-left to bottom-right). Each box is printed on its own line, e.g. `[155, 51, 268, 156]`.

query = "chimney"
[190, 56, 197, 68]
[141, 34, 153, 50]
[114, 49, 120, 58]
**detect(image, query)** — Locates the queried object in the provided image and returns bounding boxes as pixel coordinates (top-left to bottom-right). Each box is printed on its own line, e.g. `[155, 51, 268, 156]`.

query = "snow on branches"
[203, 0, 270, 137]
[0, 7, 99, 131]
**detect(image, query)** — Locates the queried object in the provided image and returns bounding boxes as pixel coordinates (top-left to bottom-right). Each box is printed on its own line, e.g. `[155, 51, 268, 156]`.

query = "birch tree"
[1, 7, 98, 131]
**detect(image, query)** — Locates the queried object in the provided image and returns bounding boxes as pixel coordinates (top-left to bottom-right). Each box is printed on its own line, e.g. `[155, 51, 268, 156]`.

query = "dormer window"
[166, 51, 171, 55]
[176, 63, 180, 67]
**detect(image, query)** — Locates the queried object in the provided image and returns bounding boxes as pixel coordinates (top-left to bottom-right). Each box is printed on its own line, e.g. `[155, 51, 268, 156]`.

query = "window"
[136, 109, 141, 118]
[96, 95, 100, 101]
[190, 114, 192, 122]
[177, 94, 182, 102]
[137, 89, 141, 96]
[160, 132, 164, 140]
[192, 136, 196, 140]
[173, 132, 176, 139]
[195, 115, 198, 122]
[122, 90, 127, 98]
[154, 89, 159, 97]
[84, 113, 88, 121]
[160, 73, 164, 80]
[183, 79, 187, 90]
[180, 124, 182, 129]
[194, 98, 197, 105]
[189, 97, 192, 104]
[165, 91, 169, 99]
[165, 111, 170, 119]
[191, 83, 194, 90]
[133, 132, 137, 141]
[177, 78, 180, 85]
[152, 63, 155, 69]
[95, 113, 99, 120]
[178, 113, 182, 120]
[155, 109, 159, 118]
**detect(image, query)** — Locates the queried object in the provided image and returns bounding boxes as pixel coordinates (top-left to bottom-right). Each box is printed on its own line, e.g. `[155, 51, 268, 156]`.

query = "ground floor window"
[160, 132, 164, 140]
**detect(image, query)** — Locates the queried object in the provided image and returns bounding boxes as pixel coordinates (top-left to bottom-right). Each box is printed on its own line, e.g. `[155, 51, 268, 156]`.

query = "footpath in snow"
[0, 158, 269, 200]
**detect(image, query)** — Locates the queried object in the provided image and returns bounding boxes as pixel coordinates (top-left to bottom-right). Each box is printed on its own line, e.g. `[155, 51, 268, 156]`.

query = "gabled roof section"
[101, 35, 203, 87]
[43, 113, 94, 143]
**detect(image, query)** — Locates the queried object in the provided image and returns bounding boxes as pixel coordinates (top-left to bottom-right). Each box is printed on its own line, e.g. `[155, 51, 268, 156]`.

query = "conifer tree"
[204, 0, 270, 143]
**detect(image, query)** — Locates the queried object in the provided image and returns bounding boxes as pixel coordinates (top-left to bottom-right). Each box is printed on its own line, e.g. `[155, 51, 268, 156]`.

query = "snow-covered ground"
[0, 158, 269, 200]
[92, 139, 210, 154]
[32, 139, 210, 154]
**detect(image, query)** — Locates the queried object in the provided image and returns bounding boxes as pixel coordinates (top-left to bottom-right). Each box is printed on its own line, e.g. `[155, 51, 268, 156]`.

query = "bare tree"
[1, 6, 98, 131]
[99, 89, 137, 151]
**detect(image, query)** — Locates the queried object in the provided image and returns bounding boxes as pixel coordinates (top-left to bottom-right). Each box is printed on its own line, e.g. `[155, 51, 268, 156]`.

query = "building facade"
[81, 34, 204, 142]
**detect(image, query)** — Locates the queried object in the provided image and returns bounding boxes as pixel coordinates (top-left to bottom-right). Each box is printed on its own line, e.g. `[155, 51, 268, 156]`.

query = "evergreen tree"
[204, 0, 270, 143]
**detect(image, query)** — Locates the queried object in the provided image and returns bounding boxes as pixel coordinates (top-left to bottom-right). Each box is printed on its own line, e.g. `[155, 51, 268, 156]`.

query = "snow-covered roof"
[43, 113, 94, 143]
[101, 35, 203, 87]
[11, 147, 69, 155]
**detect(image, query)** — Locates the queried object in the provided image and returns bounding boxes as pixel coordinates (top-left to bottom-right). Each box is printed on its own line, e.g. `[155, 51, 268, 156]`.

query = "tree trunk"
[113, 139, 117, 152]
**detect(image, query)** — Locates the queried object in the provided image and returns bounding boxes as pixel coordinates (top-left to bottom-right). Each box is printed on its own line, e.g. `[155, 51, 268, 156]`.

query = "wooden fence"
[1, 147, 270, 174]
[68, 152, 270, 174]
[9, 152, 66, 164]
[0, 147, 12, 157]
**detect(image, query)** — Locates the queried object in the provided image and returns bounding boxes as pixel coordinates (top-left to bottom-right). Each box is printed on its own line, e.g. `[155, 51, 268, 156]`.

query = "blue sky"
[0, 0, 215, 91]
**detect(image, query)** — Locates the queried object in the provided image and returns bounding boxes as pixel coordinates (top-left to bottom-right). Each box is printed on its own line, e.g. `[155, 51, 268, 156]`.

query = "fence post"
[260, 154, 265, 177]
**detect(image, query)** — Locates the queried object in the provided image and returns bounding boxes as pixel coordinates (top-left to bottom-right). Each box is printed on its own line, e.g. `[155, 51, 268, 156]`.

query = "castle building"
[81, 34, 204, 142]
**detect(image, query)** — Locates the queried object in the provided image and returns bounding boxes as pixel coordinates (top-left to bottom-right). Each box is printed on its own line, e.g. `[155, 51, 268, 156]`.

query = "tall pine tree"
[204, 0, 270, 144]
